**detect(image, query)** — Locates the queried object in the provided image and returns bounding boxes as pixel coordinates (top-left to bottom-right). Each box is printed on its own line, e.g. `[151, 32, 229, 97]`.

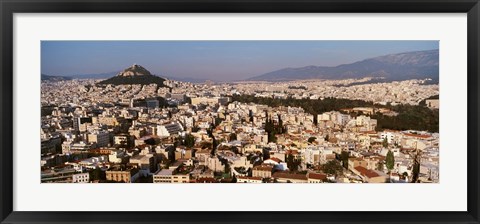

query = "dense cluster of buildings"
[40, 77, 439, 184]
[231, 78, 439, 106]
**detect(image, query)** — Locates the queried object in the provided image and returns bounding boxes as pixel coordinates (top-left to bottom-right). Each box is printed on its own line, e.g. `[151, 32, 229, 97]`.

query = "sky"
[41, 41, 439, 81]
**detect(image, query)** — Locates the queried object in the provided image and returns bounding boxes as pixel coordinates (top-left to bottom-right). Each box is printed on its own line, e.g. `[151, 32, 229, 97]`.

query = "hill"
[97, 64, 167, 87]
[247, 49, 439, 82]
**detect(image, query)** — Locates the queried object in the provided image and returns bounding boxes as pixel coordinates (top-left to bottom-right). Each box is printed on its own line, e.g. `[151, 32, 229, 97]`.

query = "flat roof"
[154, 169, 173, 176]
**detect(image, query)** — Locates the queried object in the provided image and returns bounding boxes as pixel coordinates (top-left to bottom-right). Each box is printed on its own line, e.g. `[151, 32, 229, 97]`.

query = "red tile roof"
[253, 164, 274, 171]
[307, 173, 327, 180]
[272, 172, 308, 180]
[237, 176, 262, 181]
[286, 150, 299, 155]
[354, 166, 380, 178]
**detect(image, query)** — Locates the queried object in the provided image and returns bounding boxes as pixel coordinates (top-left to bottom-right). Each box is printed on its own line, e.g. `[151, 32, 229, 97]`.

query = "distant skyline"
[41, 41, 439, 81]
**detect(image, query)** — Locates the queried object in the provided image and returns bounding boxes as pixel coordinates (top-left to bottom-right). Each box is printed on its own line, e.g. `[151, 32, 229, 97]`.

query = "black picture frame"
[1, 0, 479, 223]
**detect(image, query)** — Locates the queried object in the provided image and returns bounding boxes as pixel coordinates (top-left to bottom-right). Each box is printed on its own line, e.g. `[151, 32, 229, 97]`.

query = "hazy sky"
[41, 41, 438, 81]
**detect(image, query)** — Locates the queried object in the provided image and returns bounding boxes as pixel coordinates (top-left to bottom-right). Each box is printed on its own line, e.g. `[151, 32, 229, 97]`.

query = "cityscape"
[40, 41, 439, 184]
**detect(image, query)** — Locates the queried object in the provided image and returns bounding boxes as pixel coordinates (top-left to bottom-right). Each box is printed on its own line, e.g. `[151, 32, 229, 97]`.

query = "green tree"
[264, 117, 274, 133]
[268, 131, 277, 143]
[386, 150, 395, 172]
[382, 138, 388, 148]
[184, 134, 195, 148]
[229, 133, 237, 141]
[411, 152, 421, 183]
[376, 161, 384, 172]
[89, 167, 105, 181]
[214, 117, 223, 127]
[277, 114, 284, 134]
[322, 160, 343, 176]
[224, 163, 231, 174]
[211, 136, 218, 156]
[286, 154, 301, 172]
[411, 162, 420, 183]
[340, 151, 349, 169]
[191, 126, 200, 132]
[263, 115, 277, 143]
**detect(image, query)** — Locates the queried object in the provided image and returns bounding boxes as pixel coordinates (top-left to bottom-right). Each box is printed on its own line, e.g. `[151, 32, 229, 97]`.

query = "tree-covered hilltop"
[96, 64, 168, 87]
[230, 95, 439, 133]
[96, 75, 168, 87]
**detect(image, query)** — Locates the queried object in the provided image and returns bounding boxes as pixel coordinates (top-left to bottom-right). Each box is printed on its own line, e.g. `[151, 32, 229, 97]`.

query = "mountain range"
[247, 49, 439, 82]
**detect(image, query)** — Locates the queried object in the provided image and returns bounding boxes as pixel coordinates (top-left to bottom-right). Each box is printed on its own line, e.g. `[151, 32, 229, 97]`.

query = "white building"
[72, 173, 90, 183]
[380, 132, 395, 144]
[237, 176, 263, 183]
[87, 130, 110, 147]
[157, 122, 184, 137]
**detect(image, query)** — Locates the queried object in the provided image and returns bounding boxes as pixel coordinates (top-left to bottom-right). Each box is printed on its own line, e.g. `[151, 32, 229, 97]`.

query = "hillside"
[97, 64, 167, 87]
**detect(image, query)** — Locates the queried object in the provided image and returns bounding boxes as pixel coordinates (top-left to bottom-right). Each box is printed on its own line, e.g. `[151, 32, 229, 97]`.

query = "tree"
[411, 162, 420, 183]
[229, 133, 237, 141]
[89, 167, 105, 181]
[264, 117, 274, 133]
[277, 114, 284, 134]
[267, 131, 277, 143]
[173, 136, 182, 148]
[224, 163, 231, 175]
[376, 161, 384, 172]
[386, 150, 395, 172]
[340, 151, 349, 169]
[210, 136, 217, 156]
[308, 137, 316, 144]
[214, 117, 223, 127]
[264, 115, 277, 143]
[184, 134, 195, 148]
[191, 125, 200, 132]
[382, 138, 388, 148]
[411, 150, 421, 183]
[286, 154, 301, 172]
[230, 146, 240, 155]
[322, 160, 343, 176]
[325, 134, 330, 142]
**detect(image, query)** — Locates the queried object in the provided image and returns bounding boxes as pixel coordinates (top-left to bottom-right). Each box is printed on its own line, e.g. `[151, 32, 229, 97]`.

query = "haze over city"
[41, 41, 439, 81]
[41, 40, 440, 184]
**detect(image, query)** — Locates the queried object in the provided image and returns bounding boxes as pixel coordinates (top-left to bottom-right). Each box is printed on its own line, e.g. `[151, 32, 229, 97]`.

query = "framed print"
[1, 0, 479, 223]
